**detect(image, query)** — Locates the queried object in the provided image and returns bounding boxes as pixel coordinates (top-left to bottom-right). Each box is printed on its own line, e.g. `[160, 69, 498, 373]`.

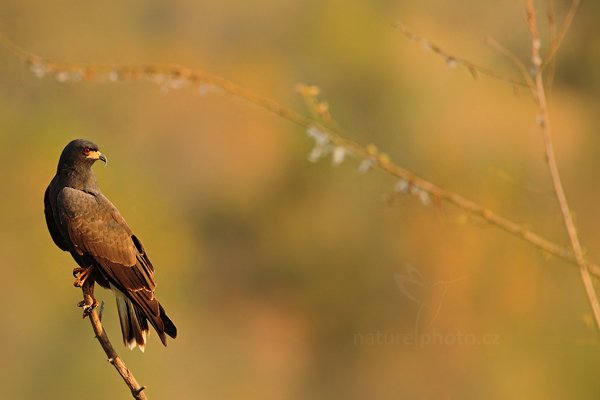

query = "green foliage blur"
[1, 1, 600, 399]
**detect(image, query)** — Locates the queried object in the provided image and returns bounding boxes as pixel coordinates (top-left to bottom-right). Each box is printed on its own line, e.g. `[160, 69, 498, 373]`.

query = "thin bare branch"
[485, 37, 536, 96]
[545, 0, 558, 91]
[526, 0, 600, 330]
[542, 0, 581, 68]
[82, 280, 148, 399]
[394, 22, 531, 90]
[0, 32, 36, 61]
[489, 166, 554, 198]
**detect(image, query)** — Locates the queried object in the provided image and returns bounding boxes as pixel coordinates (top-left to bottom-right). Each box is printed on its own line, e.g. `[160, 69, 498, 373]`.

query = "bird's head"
[58, 139, 107, 171]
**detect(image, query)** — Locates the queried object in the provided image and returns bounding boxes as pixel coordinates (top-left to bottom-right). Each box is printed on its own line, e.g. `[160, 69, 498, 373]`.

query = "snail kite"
[44, 139, 177, 351]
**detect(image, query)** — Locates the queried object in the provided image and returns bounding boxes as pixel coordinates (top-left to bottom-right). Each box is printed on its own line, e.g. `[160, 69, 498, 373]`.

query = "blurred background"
[1, 0, 600, 398]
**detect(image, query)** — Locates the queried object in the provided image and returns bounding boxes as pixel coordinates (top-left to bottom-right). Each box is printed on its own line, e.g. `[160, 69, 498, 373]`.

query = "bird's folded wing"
[44, 185, 69, 251]
[57, 187, 156, 293]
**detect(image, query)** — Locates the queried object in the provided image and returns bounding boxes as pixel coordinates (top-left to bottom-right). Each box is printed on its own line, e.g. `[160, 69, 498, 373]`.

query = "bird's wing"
[57, 187, 157, 293]
[44, 184, 69, 252]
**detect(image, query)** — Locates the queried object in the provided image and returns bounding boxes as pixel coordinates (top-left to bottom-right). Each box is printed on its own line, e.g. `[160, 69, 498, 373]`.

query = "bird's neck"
[58, 166, 98, 190]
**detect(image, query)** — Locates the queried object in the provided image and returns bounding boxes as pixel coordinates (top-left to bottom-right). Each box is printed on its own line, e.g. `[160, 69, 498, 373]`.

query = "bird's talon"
[73, 267, 93, 287]
[78, 298, 98, 318]
[72, 267, 85, 278]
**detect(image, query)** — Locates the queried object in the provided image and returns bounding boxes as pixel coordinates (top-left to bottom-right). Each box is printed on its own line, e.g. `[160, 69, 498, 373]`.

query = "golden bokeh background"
[1, 0, 599, 398]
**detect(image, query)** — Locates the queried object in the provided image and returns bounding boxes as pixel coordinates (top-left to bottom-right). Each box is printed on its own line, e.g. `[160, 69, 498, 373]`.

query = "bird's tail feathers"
[112, 285, 149, 352]
[160, 303, 177, 340]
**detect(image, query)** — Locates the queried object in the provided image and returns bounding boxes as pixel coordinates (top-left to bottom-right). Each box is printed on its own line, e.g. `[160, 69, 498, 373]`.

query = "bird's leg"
[73, 266, 94, 287]
[77, 270, 98, 317]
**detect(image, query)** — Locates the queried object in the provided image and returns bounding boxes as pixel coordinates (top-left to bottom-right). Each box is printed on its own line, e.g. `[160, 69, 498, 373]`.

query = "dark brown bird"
[44, 139, 176, 351]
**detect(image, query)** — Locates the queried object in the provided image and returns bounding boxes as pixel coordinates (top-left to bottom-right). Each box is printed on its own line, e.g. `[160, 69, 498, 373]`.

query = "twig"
[393, 22, 531, 90]
[485, 37, 536, 96]
[525, 0, 600, 330]
[542, 0, 581, 69]
[82, 280, 148, 399]
[545, 0, 558, 92]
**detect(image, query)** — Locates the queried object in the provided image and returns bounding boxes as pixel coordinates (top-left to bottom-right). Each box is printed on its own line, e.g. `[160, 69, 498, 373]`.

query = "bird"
[44, 139, 177, 351]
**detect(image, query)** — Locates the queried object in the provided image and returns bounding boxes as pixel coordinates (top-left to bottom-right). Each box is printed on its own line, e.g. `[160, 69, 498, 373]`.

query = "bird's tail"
[112, 285, 149, 352]
[111, 285, 177, 352]
[159, 303, 177, 342]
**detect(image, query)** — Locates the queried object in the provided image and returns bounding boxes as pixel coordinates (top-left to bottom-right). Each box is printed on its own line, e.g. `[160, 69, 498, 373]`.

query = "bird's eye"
[83, 147, 91, 155]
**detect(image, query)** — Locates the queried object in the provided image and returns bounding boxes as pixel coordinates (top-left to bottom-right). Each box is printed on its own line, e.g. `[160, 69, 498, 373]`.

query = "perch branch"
[526, 0, 600, 329]
[81, 279, 148, 399]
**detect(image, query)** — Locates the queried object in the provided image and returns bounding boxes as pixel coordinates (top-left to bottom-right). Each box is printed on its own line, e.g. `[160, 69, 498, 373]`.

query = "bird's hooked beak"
[87, 150, 108, 164]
